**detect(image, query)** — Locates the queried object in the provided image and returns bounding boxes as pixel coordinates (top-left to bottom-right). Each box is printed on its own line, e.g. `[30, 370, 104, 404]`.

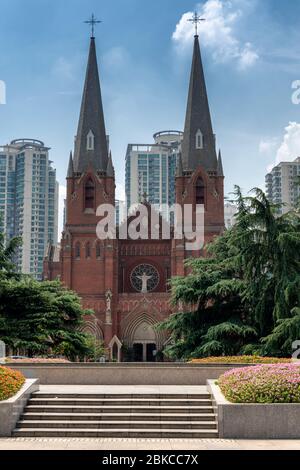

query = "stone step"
[13, 428, 219, 438]
[25, 405, 215, 414]
[21, 412, 216, 422]
[28, 398, 212, 406]
[32, 393, 211, 399]
[15, 388, 218, 439]
[17, 420, 217, 430]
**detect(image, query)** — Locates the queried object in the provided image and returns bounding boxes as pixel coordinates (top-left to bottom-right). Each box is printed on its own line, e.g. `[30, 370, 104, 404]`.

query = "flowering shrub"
[218, 364, 300, 403]
[0, 367, 25, 401]
[190, 356, 290, 364]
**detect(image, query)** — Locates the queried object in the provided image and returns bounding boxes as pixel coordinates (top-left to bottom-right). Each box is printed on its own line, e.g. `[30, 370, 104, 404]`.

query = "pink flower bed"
[218, 363, 300, 403]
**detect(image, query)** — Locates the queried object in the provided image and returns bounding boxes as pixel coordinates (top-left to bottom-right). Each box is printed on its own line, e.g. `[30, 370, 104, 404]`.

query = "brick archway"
[78, 316, 104, 341]
[121, 308, 166, 352]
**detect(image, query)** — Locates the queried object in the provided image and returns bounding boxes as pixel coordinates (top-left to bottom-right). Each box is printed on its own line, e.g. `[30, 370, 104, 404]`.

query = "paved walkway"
[0, 438, 300, 450]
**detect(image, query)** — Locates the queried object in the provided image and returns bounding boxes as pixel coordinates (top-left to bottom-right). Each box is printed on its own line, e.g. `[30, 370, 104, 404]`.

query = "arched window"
[85, 178, 95, 209]
[85, 242, 91, 258]
[96, 242, 101, 259]
[196, 129, 204, 149]
[75, 242, 81, 259]
[195, 177, 205, 205]
[87, 130, 94, 150]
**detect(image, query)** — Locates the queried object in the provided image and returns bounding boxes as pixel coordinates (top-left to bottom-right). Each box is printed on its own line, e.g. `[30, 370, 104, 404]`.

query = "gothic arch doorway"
[121, 310, 167, 362]
[132, 321, 157, 362]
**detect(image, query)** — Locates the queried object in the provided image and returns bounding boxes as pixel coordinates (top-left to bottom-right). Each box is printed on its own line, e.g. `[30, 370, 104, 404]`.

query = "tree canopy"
[0, 216, 101, 360]
[159, 187, 300, 360]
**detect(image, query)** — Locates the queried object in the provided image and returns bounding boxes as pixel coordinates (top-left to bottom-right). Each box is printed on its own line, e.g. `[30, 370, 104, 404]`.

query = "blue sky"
[1, 0, 300, 232]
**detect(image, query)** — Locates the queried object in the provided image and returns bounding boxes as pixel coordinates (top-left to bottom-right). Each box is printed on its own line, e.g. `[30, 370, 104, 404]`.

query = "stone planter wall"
[0, 379, 39, 437]
[208, 379, 300, 439]
[6, 363, 253, 385]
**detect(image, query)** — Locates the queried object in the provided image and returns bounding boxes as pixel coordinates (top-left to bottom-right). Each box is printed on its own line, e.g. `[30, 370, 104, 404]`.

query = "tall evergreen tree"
[159, 187, 300, 359]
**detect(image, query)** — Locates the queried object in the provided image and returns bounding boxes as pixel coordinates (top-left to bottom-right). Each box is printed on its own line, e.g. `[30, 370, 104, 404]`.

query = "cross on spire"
[188, 12, 205, 37]
[84, 13, 102, 38]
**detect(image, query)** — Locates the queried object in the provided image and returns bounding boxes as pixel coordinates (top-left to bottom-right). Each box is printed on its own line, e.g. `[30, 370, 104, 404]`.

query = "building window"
[87, 130, 94, 150]
[84, 178, 95, 209]
[96, 242, 101, 259]
[195, 177, 205, 205]
[196, 130, 203, 149]
[75, 242, 80, 259]
[85, 242, 91, 258]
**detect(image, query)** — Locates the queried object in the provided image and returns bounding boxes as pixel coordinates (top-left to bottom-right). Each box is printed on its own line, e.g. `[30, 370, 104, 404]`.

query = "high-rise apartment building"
[0, 139, 59, 279]
[125, 131, 183, 219]
[266, 157, 300, 213]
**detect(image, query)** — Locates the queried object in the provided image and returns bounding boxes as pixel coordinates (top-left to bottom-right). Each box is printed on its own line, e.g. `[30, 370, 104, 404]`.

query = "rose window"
[130, 264, 160, 293]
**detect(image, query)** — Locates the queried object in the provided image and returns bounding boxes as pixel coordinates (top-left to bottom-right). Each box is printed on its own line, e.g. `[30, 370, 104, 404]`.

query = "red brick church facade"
[44, 33, 224, 362]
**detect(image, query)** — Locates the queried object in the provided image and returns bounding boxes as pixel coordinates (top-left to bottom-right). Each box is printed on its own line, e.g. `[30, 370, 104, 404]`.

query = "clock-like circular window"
[130, 264, 160, 293]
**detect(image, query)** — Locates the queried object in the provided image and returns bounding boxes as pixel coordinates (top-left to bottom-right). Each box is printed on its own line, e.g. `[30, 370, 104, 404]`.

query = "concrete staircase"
[13, 390, 218, 438]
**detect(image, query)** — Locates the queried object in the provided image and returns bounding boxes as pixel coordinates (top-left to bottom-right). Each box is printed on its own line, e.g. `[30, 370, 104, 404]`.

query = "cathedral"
[43, 30, 225, 362]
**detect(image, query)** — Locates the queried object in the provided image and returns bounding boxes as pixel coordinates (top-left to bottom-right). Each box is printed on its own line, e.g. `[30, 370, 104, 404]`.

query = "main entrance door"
[133, 343, 143, 362]
[146, 343, 156, 362]
[132, 321, 157, 362]
[133, 342, 156, 362]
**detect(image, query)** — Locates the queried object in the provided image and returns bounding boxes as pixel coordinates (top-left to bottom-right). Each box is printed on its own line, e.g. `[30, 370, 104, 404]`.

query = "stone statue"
[137, 272, 152, 293]
[106, 290, 112, 311]
[105, 290, 112, 324]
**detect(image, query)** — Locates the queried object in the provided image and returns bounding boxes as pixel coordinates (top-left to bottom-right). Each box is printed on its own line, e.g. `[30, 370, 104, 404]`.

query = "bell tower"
[60, 28, 117, 345]
[173, 30, 225, 274]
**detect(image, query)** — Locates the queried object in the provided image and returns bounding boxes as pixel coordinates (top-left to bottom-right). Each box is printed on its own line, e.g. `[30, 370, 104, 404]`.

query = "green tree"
[84, 335, 105, 362]
[0, 215, 22, 279]
[159, 187, 300, 360]
[0, 278, 94, 360]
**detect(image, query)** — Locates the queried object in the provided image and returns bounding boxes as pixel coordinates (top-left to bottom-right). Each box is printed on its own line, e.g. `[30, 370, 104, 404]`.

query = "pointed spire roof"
[181, 35, 218, 172]
[176, 153, 183, 177]
[73, 37, 109, 174]
[106, 151, 115, 177]
[217, 149, 224, 177]
[67, 151, 74, 178]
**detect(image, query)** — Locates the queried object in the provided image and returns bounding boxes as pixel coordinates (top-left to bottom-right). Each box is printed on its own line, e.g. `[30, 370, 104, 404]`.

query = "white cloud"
[172, 0, 258, 69]
[276, 122, 300, 164]
[239, 42, 259, 70]
[259, 138, 278, 155]
[267, 122, 300, 172]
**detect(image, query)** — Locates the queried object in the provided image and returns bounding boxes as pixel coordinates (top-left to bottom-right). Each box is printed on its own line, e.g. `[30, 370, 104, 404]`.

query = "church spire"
[181, 34, 218, 173]
[106, 151, 115, 177]
[67, 151, 74, 178]
[217, 149, 224, 177]
[73, 36, 109, 174]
